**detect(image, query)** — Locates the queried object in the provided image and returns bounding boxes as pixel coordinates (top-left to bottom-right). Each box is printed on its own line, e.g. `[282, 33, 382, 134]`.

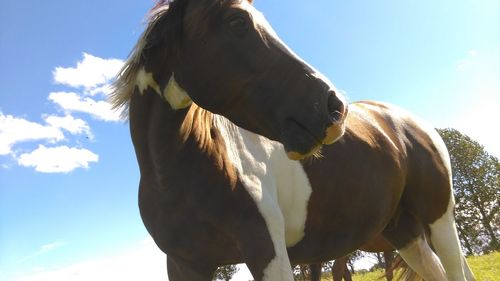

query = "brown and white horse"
[111, 1, 475, 280]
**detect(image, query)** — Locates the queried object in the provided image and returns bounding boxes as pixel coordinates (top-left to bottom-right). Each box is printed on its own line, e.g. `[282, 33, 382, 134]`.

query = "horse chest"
[215, 116, 313, 247]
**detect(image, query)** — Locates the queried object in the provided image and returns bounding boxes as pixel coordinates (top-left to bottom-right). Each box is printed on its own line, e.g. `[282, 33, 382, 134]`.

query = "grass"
[320, 252, 499, 281]
[466, 251, 500, 281]
[320, 269, 385, 281]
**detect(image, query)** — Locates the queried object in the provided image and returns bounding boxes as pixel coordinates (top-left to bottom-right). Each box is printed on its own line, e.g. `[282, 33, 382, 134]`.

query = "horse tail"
[389, 255, 423, 281]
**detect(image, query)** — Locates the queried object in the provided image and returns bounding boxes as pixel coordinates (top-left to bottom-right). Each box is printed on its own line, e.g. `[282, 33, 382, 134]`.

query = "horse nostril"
[327, 93, 345, 123]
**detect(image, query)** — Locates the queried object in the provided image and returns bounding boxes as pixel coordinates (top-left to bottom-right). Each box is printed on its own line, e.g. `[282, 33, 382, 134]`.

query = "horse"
[111, 1, 475, 280]
[309, 235, 397, 281]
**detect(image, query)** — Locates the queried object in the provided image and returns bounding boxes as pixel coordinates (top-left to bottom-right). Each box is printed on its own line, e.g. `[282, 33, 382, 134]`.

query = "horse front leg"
[166, 255, 216, 281]
[236, 202, 294, 281]
[332, 256, 348, 281]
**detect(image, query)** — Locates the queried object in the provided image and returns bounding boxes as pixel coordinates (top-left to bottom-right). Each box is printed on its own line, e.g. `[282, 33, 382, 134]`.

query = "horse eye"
[228, 16, 248, 33]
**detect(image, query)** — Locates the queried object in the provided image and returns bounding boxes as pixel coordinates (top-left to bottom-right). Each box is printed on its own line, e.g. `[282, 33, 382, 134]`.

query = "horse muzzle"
[283, 92, 348, 160]
[323, 93, 348, 144]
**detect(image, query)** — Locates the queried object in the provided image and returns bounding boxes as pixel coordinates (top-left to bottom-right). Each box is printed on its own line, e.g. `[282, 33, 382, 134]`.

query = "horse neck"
[129, 91, 238, 188]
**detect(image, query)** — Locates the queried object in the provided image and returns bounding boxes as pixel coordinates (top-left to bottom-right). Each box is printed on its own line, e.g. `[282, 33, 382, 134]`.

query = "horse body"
[114, 1, 474, 280]
[129, 87, 468, 280]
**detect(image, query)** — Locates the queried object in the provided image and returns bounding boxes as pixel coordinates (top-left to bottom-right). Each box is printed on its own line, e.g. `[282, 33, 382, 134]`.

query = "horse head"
[113, 0, 348, 160]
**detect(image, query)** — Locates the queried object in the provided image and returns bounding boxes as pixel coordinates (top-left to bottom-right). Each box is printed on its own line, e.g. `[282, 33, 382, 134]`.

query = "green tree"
[437, 128, 499, 254]
[213, 265, 239, 281]
[292, 264, 310, 281]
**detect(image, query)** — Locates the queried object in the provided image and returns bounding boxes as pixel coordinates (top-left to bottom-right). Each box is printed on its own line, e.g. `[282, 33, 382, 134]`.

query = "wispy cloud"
[10, 239, 167, 281]
[18, 242, 65, 264]
[17, 145, 98, 173]
[457, 49, 479, 70]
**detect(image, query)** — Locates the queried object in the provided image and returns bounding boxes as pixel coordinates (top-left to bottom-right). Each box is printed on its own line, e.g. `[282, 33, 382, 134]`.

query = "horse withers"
[111, 1, 475, 280]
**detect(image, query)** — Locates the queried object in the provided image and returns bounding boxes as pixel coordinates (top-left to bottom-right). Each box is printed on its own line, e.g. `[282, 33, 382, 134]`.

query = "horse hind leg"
[309, 263, 322, 281]
[383, 211, 447, 281]
[427, 197, 476, 281]
[397, 235, 448, 281]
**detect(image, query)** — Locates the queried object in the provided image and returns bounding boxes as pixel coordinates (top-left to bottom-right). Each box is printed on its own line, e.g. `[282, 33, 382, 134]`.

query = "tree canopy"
[437, 128, 499, 254]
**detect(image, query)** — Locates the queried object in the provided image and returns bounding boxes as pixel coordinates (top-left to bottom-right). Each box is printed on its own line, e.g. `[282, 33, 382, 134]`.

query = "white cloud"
[0, 113, 64, 155]
[17, 145, 98, 173]
[1, 52, 123, 173]
[0, 112, 93, 158]
[86, 84, 114, 96]
[53, 53, 123, 92]
[48, 92, 121, 122]
[44, 115, 92, 137]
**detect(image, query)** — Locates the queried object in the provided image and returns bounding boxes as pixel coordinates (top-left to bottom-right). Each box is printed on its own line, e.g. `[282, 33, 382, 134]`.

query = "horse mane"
[109, 0, 179, 118]
[109, 0, 239, 118]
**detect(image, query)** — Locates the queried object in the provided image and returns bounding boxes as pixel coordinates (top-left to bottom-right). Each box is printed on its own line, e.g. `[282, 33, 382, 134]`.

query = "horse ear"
[247, 0, 254, 4]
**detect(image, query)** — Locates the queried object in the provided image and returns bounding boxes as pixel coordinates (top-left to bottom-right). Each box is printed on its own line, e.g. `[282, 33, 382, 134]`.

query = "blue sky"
[0, 0, 498, 280]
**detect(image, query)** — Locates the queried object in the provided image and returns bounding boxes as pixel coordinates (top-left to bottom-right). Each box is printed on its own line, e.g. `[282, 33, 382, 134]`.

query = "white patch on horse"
[135, 69, 192, 110]
[397, 236, 448, 280]
[214, 116, 312, 281]
[426, 160, 475, 281]
[429, 197, 474, 281]
[163, 75, 192, 109]
[136, 68, 161, 95]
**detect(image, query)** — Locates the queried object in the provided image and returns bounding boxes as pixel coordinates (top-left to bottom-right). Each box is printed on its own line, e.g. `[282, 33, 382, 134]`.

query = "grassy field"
[320, 252, 499, 281]
[466, 252, 500, 281]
